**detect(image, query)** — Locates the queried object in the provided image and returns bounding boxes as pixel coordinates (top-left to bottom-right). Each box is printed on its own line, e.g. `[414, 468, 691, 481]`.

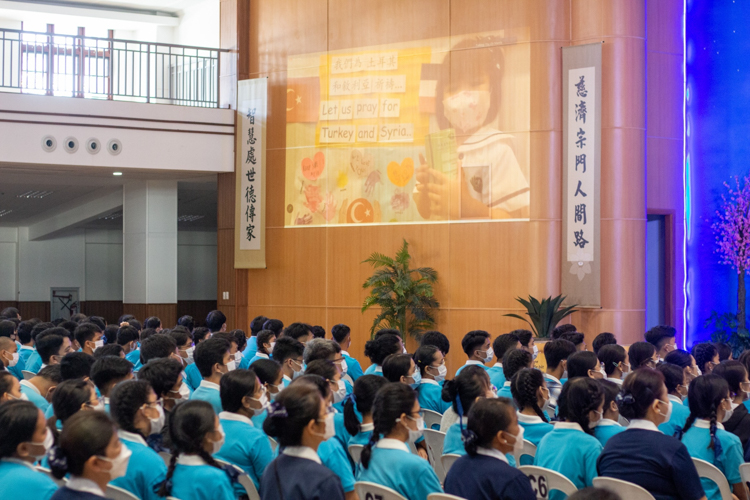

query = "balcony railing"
[0, 29, 228, 108]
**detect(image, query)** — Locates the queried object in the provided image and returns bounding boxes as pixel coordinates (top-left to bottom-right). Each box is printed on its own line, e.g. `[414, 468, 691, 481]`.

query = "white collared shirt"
[517, 412, 545, 425]
[118, 429, 147, 446]
[20, 345, 34, 352]
[464, 360, 484, 367]
[341, 350, 350, 357]
[503, 381, 511, 387]
[219, 411, 253, 426]
[605, 376, 624, 386]
[544, 373, 561, 384]
[554, 421, 584, 432]
[66, 477, 105, 497]
[1, 457, 37, 471]
[374, 366, 383, 373]
[596, 418, 621, 427]
[668, 394, 683, 405]
[39, 364, 47, 370]
[199, 380, 220, 392]
[360, 422, 374, 432]
[695, 419, 725, 430]
[476, 446, 509, 464]
[177, 454, 207, 466]
[375, 438, 410, 453]
[628, 419, 660, 432]
[493, 362, 503, 369]
[254, 353, 269, 360]
[282, 446, 321, 464]
[420, 379, 440, 386]
[283, 374, 292, 383]
[19, 379, 41, 396]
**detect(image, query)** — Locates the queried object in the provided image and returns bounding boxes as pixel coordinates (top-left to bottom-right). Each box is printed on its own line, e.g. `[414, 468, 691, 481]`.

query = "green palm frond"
[504, 294, 578, 338]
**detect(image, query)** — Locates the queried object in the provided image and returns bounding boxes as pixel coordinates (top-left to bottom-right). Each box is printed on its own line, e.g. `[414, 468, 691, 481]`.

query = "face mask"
[532, 344, 539, 360]
[696, 366, 703, 376]
[234, 352, 243, 363]
[442, 90, 491, 133]
[211, 425, 226, 454]
[225, 360, 237, 372]
[408, 370, 422, 389]
[401, 414, 425, 443]
[94, 340, 104, 351]
[268, 342, 276, 353]
[478, 347, 494, 364]
[589, 409, 602, 428]
[4, 351, 18, 368]
[149, 404, 166, 435]
[185, 346, 195, 364]
[28, 428, 54, 460]
[291, 360, 303, 379]
[723, 402, 734, 423]
[429, 364, 448, 382]
[249, 392, 270, 416]
[402, 345, 408, 355]
[89, 401, 106, 412]
[620, 363, 631, 380]
[599, 366, 607, 377]
[332, 380, 347, 404]
[506, 425, 524, 458]
[313, 412, 336, 441]
[267, 383, 283, 400]
[171, 382, 191, 400]
[339, 360, 348, 375]
[97, 446, 132, 481]
[656, 399, 672, 423]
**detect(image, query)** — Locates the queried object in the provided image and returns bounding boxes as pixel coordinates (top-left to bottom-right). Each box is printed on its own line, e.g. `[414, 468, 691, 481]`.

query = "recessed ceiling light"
[113, 172, 123, 176]
[178, 215, 205, 222]
[98, 211, 122, 220]
[17, 190, 53, 199]
[0, 209, 12, 217]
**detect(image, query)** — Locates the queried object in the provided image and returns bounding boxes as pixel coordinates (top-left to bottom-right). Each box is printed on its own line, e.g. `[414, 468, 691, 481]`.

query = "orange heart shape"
[302, 151, 326, 181]
[387, 157, 414, 187]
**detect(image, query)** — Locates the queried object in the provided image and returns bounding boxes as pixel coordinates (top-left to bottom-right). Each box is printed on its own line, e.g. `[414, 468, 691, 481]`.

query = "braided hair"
[441, 365, 490, 417]
[511, 368, 548, 422]
[344, 375, 389, 436]
[463, 397, 515, 456]
[678, 374, 728, 460]
[557, 377, 603, 435]
[109, 379, 153, 438]
[361, 383, 416, 469]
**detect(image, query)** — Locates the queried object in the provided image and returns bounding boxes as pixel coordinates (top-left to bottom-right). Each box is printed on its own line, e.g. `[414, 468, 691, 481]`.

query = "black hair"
[645, 326, 676, 351]
[361, 383, 417, 469]
[692, 343, 718, 373]
[0, 372, 15, 399]
[712, 360, 748, 397]
[109, 380, 153, 437]
[292, 373, 331, 400]
[0, 400, 40, 459]
[0, 320, 15, 339]
[364, 334, 401, 366]
[94, 344, 123, 359]
[664, 349, 694, 368]
[592, 332, 617, 354]
[1, 307, 19, 319]
[598, 379, 620, 414]
[119, 314, 136, 324]
[382, 354, 414, 383]
[257, 330, 276, 354]
[551, 324, 577, 339]
[597, 344, 626, 376]
[58, 321, 78, 337]
[442, 365, 490, 416]
[461, 330, 490, 357]
[90, 356, 133, 394]
[566, 351, 599, 379]
[544, 339, 577, 370]
[70, 313, 88, 324]
[618, 367, 665, 420]
[375, 328, 401, 338]
[557, 377, 603, 435]
[251, 358, 283, 386]
[250, 316, 268, 336]
[73, 323, 101, 348]
[414, 345, 440, 377]
[193, 327, 212, 343]
[679, 374, 728, 455]
[36, 333, 66, 364]
[160, 400, 224, 496]
[463, 397, 515, 456]
[140, 334, 178, 365]
[420, 330, 450, 355]
[282, 322, 312, 342]
[492, 333, 520, 362]
[657, 362, 685, 394]
[230, 330, 247, 352]
[137, 358, 183, 397]
[567, 488, 622, 500]
[502, 349, 532, 381]
[715, 342, 733, 361]
[169, 329, 192, 350]
[140, 328, 159, 343]
[262, 319, 284, 335]
[263, 384, 322, 448]
[50, 411, 115, 480]
[17, 321, 35, 344]
[144, 316, 162, 329]
[50, 379, 93, 427]
[511, 329, 533, 347]
[37, 364, 63, 383]
[271, 336, 305, 364]
[311, 326, 326, 339]
[31, 322, 54, 342]
[60, 352, 96, 381]
[559, 331, 585, 346]
[331, 324, 351, 344]
[220, 369, 259, 413]
[304, 359, 338, 382]
[511, 368, 548, 422]
[194, 338, 230, 378]
[303, 339, 341, 364]
[177, 315, 195, 332]
[344, 375, 389, 436]
[213, 331, 239, 349]
[628, 341, 657, 369]
[205, 310, 227, 333]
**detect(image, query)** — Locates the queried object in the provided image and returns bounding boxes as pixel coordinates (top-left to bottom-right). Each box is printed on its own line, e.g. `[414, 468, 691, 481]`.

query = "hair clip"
[460, 429, 478, 445]
[616, 393, 634, 405]
[47, 446, 67, 470]
[221, 463, 241, 484]
[344, 393, 357, 406]
[268, 401, 288, 418]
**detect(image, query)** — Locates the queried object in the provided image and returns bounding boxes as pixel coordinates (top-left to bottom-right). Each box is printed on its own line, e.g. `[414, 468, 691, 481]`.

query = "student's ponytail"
[464, 397, 515, 457]
[558, 377, 603, 435]
[343, 393, 361, 436]
[362, 383, 416, 469]
[511, 368, 548, 422]
[679, 374, 726, 460]
[158, 453, 179, 497]
[441, 365, 488, 417]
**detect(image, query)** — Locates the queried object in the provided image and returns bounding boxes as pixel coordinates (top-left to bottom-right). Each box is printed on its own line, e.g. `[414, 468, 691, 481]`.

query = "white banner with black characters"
[562, 43, 601, 307]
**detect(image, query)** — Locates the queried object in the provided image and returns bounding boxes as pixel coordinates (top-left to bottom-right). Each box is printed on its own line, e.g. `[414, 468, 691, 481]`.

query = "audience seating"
[422, 409, 443, 430]
[691, 458, 733, 500]
[422, 429, 446, 482]
[515, 439, 537, 466]
[355, 481, 407, 500]
[518, 465, 578, 499]
[592, 477, 656, 500]
[214, 458, 261, 500]
[440, 454, 461, 476]
[348, 444, 363, 464]
[105, 484, 140, 500]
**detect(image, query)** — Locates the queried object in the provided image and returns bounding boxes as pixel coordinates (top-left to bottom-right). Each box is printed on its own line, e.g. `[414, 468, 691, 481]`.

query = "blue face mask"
[409, 370, 422, 389]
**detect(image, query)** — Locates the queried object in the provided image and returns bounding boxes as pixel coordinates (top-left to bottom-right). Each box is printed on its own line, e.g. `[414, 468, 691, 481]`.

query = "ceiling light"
[178, 215, 205, 222]
[17, 190, 53, 199]
[0, 209, 12, 217]
[98, 211, 122, 220]
[113, 172, 123, 176]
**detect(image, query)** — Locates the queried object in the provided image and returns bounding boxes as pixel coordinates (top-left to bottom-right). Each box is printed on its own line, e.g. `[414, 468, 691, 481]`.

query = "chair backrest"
[158, 451, 172, 466]
[423, 429, 446, 481]
[105, 484, 140, 500]
[423, 409, 443, 430]
[214, 458, 260, 500]
[692, 458, 733, 500]
[427, 494, 468, 500]
[618, 415, 630, 426]
[593, 477, 656, 500]
[268, 436, 278, 452]
[342, 373, 355, 386]
[349, 444, 364, 463]
[36, 466, 66, 488]
[441, 454, 461, 476]
[355, 481, 408, 500]
[739, 463, 750, 492]
[22, 370, 35, 380]
[514, 439, 537, 466]
[518, 466, 578, 499]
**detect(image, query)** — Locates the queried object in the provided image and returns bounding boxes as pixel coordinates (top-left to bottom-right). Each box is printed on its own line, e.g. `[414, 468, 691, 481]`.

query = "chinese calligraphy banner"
[235, 78, 267, 268]
[561, 43, 601, 307]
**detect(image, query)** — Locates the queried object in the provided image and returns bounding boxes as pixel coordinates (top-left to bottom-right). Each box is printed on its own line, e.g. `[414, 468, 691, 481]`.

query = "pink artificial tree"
[712, 176, 750, 330]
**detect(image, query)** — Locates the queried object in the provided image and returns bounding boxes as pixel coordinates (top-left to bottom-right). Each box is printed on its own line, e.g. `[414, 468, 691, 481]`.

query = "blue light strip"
[682, 0, 688, 349]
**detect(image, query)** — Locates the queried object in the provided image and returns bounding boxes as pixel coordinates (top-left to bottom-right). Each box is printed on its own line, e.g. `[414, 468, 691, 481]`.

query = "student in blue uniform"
[357, 383, 443, 500]
[135, 357, 185, 453]
[0, 400, 57, 500]
[444, 397, 535, 500]
[677, 374, 746, 500]
[0, 335, 24, 380]
[50, 379, 101, 434]
[344, 374, 390, 448]
[420, 330, 451, 358]
[332, 324, 364, 381]
[20, 365, 61, 414]
[597, 367, 706, 500]
[108, 380, 167, 500]
[597, 344, 629, 387]
[535, 377, 604, 498]
[499, 349, 533, 400]
[455, 330, 492, 376]
[249, 358, 283, 430]
[692, 343, 719, 376]
[656, 362, 691, 436]
[90, 356, 134, 413]
[487, 333, 522, 390]
[441, 365, 494, 455]
[183, 329, 214, 388]
[260, 383, 346, 500]
[0, 370, 23, 402]
[17, 320, 36, 365]
[241, 315, 268, 358]
[49, 411, 132, 500]
[629, 341, 659, 370]
[215, 368, 274, 495]
[363, 332, 402, 375]
[566, 351, 605, 380]
[592, 380, 625, 446]
[383, 353, 417, 385]
[245, 329, 275, 367]
[413, 345, 451, 414]
[511, 368, 553, 462]
[543, 339, 577, 411]
[303, 358, 349, 412]
[168, 328, 194, 368]
[31, 329, 75, 374]
[713, 360, 750, 448]
[304, 340, 353, 400]
[271, 336, 305, 387]
[157, 401, 235, 500]
[190, 337, 232, 415]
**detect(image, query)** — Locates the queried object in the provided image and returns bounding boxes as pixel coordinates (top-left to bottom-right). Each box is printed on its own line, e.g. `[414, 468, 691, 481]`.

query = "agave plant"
[361, 239, 439, 339]
[504, 295, 578, 338]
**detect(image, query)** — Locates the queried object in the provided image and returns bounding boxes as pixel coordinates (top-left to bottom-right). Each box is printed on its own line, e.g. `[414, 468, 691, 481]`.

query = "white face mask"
[185, 346, 195, 364]
[148, 404, 165, 435]
[313, 412, 335, 441]
[442, 90, 491, 133]
[211, 425, 226, 454]
[268, 342, 276, 353]
[97, 446, 132, 481]
[656, 399, 672, 423]
[589, 409, 603, 428]
[249, 392, 269, 416]
[225, 360, 237, 372]
[4, 351, 19, 368]
[507, 425, 525, 458]
[339, 360, 348, 375]
[401, 414, 425, 443]
[478, 347, 494, 364]
[332, 380, 347, 404]
[402, 345, 408, 355]
[429, 364, 448, 382]
[28, 427, 54, 460]
[290, 360, 304, 379]
[94, 340, 104, 351]
[723, 400, 734, 423]
[234, 352, 243, 363]
[90, 401, 106, 412]
[532, 344, 539, 361]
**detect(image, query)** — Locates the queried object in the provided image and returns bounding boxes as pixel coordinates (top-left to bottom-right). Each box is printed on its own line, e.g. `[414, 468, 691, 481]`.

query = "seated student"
[0, 371, 23, 402]
[93, 344, 123, 359]
[25, 323, 56, 373]
[116, 325, 141, 366]
[244, 329, 275, 367]
[714, 342, 733, 362]
[311, 325, 326, 339]
[271, 336, 305, 387]
[560, 331, 586, 352]
[712, 360, 750, 447]
[692, 343, 719, 375]
[567, 351, 605, 380]
[144, 317, 162, 332]
[49, 379, 101, 434]
[281, 322, 314, 346]
[260, 384, 345, 500]
[304, 339, 352, 393]
[499, 349, 534, 400]
[136, 358, 186, 451]
[60, 352, 96, 382]
[534, 378, 604, 497]
[168, 328, 194, 368]
[48, 411, 132, 500]
[205, 310, 228, 335]
[306, 359, 348, 411]
[363, 333, 402, 375]
[0, 306, 20, 320]
[597, 344, 629, 386]
[656, 362, 692, 436]
[140, 334, 181, 366]
[487, 333, 522, 389]
[0, 336, 23, 381]
[597, 368, 706, 500]
[645, 325, 678, 362]
[177, 315, 195, 333]
[551, 324, 578, 340]
[543, 339, 577, 410]
[413, 345, 451, 414]
[511, 368, 554, 458]
[383, 353, 418, 386]
[344, 374, 390, 448]
[513, 329, 538, 361]
[666, 349, 701, 387]
[190, 337, 232, 415]
[90, 357, 133, 412]
[444, 398, 535, 500]
[421, 330, 451, 357]
[215, 369, 274, 495]
[332, 324, 364, 381]
[455, 330, 493, 376]
[262, 318, 284, 339]
[442, 365, 494, 455]
[108, 380, 167, 500]
[230, 329, 248, 366]
[629, 341, 659, 369]
[17, 320, 37, 364]
[21, 365, 61, 413]
[677, 375, 746, 500]
[74, 324, 104, 357]
[250, 358, 283, 403]
[241, 315, 268, 359]
[592, 380, 625, 446]
[356, 383, 443, 500]
[0, 400, 57, 500]
[592, 332, 617, 356]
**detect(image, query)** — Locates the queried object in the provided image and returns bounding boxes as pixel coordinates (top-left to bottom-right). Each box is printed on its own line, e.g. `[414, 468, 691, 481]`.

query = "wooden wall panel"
[18, 302, 51, 322]
[82, 302, 123, 324]
[176, 301, 219, 328]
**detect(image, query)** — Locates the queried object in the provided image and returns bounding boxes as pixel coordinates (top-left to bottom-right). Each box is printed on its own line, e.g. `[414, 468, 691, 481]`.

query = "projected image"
[284, 32, 530, 226]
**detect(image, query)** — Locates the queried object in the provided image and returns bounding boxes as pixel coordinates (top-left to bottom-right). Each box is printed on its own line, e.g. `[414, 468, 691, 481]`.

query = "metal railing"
[0, 29, 228, 108]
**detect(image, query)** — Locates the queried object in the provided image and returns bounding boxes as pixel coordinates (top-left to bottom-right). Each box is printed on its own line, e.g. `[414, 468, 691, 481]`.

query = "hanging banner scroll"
[235, 78, 267, 268]
[561, 43, 601, 307]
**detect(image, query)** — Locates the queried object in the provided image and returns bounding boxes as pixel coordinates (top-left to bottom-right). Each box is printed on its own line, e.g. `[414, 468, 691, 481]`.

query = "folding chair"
[22, 370, 35, 380]
[692, 458, 733, 500]
[158, 451, 171, 466]
[349, 444, 364, 463]
[214, 458, 260, 500]
[105, 485, 140, 500]
[427, 494, 467, 500]
[440, 454, 461, 476]
[36, 466, 65, 487]
[268, 436, 278, 452]
[739, 462, 750, 487]
[593, 477, 656, 500]
[423, 409, 443, 430]
[518, 466, 578, 499]
[514, 439, 537, 466]
[354, 481, 407, 500]
[423, 429, 446, 481]
[618, 415, 630, 426]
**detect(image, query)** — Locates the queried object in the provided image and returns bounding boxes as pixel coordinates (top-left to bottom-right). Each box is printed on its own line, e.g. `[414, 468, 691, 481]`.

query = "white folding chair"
[593, 477, 656, 500]
[518, 466, 578, 499]
[618, 415, 629, 426]
[342, 373, 354, 386]
[739, 463, 750, 489]
[268, 436, 278, 452]
[105, 485, 140, 500]
[692, 458, 734, 500]
[514, 439, 537, 466]
[214, 458, 260, 500]
[158, 451, 171, 466]
[36, 466, 65, 487]
[440, 454, 461, 476]
[423, 429, 446, 481]
[423, 409, 443, 430]
[167, 497, 182, 500]
[22, 370, 35, 380]
[354, 481, 407, 500]
[427, 494, 467, 500]
[349, 444, 364, 463]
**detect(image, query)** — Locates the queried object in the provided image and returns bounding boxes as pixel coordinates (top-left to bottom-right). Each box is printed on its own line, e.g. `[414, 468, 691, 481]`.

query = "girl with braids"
[534, 378, 604, 498]
[356, 383, 443, 500]
[363, 333, 402, 375]
[260, 384, 345, 500]
[0, 401, 57, 500]
[49, 379, 100, 431]
[158, 400, 234, 500]
[591, 380, 625, 446]
[413, 344, 451, 414]
[441, 365, 494, 455]
[598, 368, 706, 500]
[344, 374, 389, 447]
[511, 368, 553, 461]
[443, 398, 535, 500]
[108, 380, 167, 500]
[678, 374, 746, 500]
[712, 360, 750, 447]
